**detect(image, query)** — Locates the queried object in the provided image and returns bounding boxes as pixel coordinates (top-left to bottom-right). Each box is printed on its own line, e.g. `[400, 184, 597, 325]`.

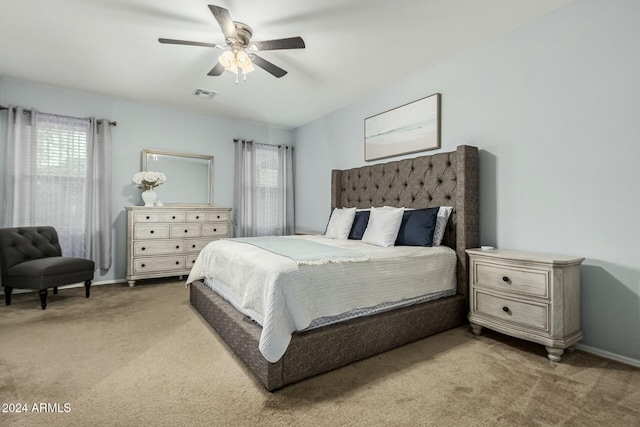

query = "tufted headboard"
[331, 145, 479, 296]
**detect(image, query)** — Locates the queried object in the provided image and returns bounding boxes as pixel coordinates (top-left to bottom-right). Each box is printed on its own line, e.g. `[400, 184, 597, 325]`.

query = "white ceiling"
[0, 0, 574, 129]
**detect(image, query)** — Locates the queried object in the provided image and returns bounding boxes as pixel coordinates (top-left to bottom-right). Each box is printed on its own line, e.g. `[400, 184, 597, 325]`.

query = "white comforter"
[187, 235, 456, 363]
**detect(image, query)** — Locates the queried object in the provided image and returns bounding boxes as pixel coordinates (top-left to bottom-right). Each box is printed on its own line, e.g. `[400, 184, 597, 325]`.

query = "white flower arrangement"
[132, 171, 166, 191]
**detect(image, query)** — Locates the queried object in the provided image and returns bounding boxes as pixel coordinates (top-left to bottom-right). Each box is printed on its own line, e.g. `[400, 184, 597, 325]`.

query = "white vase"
[141, 189, 157, 207]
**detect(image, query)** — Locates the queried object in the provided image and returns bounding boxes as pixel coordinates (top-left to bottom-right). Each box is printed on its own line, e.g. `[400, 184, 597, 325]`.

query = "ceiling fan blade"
[207, 62, 225, 76]
[250, 37, 305, 51]
[158, 38, 218, 49]
[208, 5, 237, 41]
[251, 54, 287, 78]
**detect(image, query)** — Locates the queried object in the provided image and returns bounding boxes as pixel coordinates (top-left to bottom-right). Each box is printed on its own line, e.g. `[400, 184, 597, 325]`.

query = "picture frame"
[364, 93, 441, 161]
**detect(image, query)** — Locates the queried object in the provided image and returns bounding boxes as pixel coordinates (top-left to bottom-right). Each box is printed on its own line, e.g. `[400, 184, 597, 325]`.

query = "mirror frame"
[142, 149, 214, 206]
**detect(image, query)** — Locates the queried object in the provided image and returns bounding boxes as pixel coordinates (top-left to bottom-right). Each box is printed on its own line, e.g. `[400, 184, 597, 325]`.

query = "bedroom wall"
[0, 78, 292, 283]
[294, 0, 640, 364]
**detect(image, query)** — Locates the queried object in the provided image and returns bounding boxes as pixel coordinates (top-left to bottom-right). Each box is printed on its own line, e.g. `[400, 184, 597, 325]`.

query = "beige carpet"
[0, 281, 638, 427]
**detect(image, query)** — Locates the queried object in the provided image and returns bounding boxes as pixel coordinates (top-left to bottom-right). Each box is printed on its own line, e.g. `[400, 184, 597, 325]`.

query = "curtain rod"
[0, 105, 117, 127]
[233, 138, 294, 150]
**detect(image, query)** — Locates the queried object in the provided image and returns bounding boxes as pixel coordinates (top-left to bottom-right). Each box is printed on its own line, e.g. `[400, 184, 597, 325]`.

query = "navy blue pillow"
[395, 207, 439, 246]
[348, 210, 370, 240]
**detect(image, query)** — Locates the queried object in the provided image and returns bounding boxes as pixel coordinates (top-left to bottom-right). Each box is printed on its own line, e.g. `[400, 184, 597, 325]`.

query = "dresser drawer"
[208, 211, 230, 222]
[186, 254, 199, 268]
[186, 239, 211, 253]
[171, 224, 201, 238]
[475, 291, 548, 331]
[162, 213, 186, 222]
[134, 240, 185, 256]
[134, 212, 162, 222]
[474, 262, 549, 298]
[133, 256, 186, 273]
[202, 224, 228, 237]
[186, 212, 207, 222]
[134, 225, 170, 239]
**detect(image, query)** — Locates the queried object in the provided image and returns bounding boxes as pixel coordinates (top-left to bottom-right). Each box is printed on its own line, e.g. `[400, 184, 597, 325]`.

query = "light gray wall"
[0, 78, 292, 282]
[294, 0, 640, 362]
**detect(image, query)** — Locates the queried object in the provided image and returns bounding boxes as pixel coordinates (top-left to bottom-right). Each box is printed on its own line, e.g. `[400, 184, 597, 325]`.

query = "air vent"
[194, 88, 217, 98]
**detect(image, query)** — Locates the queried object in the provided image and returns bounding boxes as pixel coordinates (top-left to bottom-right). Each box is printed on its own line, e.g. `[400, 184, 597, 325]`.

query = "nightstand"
[466, 248, 584, 362]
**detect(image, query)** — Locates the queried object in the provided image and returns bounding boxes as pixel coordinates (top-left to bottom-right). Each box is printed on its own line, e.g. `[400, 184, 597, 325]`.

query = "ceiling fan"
[159, 4, 305, 82]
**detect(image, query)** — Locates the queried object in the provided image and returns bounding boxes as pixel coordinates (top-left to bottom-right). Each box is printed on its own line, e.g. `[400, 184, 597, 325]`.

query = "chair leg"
[53, 287, 58, 295]
[39, 289, 48, 310]
[85, 280, 91, 298]
[4, 287, 12, 305]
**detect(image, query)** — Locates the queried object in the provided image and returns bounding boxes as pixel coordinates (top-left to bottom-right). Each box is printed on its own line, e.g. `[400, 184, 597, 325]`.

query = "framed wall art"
[364, 93, 441, 161]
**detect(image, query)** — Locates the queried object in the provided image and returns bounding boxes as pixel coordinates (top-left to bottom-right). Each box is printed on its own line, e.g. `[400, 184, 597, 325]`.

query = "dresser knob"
[196, 216, 200, 219]
[213, 228, 217, 232]
[176, 245, 180, 249]
[175, 261, 180, 265]
[184, 229, 188, 233]
[146, 216, 150, 220]
[141, 264, 146, 268]
[150, 230, 154, 234]
[192, 245, 196, 248]
[502, 276, 509, 282]
[217, 215, 220, 219]
[172, 216, 176, 219]
[141, 247, 146, 251]
[502, 306, 509, 313]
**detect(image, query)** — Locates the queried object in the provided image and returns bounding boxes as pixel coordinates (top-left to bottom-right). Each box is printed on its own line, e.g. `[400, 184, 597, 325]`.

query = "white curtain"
[233, 140, 295, 237]
[1, 106, 112, 269]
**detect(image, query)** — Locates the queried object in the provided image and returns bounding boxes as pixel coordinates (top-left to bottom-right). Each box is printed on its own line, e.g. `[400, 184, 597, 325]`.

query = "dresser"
[466, 248, 584, 362]
[125, 206, 231, 287]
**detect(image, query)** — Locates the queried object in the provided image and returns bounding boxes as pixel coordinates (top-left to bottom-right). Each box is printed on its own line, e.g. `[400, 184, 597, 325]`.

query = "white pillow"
[432, 206, 453, 245]
[325, 207, 357, 239]
[361, 207, 405, 247]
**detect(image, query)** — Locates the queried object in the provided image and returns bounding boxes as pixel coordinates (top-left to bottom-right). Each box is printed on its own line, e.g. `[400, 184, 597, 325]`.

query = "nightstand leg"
[128, 280, 136, 287]
[470, 323, 483, 336]
[545, 346, 565, 362]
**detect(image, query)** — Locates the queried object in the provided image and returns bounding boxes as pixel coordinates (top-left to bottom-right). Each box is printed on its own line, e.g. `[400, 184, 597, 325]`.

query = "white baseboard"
[575, 343, 640, 368]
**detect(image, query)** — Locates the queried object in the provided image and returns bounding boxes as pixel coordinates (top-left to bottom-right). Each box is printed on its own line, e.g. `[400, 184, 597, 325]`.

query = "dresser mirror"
[142, 149, 213, 206]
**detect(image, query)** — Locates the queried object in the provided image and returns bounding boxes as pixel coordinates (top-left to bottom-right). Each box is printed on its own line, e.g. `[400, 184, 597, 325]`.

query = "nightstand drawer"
[475, 291, 548, 331]
[474, 262, 548, 298]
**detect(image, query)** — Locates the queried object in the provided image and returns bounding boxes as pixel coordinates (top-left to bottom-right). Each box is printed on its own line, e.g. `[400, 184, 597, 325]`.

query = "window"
[30, 113, 90, 257]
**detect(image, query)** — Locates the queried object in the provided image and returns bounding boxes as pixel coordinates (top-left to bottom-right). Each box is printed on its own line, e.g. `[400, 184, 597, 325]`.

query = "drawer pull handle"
[213, 228, 217, 232]
[196, 216, 200, 219]
[141, 264, 146, 268]
[217, 215, 220, 219]
[192, 260, 196, 263]
[150, 230, 154, 234]
[176, 245, 180, 249]
[502, 306, 509, 313]
[172, 216, 176, 219]
[192, 245, 196, 248]
[184, 229, 188, 233]
[502, 276, 509, 282]
[146, 216, 150, 220]
[141, 247, 146, 251]
[175, 261, 180, 265]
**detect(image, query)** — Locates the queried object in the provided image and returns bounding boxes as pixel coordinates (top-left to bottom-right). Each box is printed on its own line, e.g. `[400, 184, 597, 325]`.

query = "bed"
[189, 145, 479, 391]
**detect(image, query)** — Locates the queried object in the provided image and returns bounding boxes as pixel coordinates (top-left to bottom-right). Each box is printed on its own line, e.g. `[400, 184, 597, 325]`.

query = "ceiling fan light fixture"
[236, 51, 254, 74]
[218, 50, 238, 74]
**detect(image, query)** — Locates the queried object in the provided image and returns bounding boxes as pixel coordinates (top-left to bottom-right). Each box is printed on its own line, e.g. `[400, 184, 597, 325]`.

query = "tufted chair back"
[0, 227, 63, 283]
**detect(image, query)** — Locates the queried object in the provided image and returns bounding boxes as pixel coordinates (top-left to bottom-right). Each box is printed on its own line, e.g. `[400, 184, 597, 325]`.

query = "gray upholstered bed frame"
[190, 145, 479, 391]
